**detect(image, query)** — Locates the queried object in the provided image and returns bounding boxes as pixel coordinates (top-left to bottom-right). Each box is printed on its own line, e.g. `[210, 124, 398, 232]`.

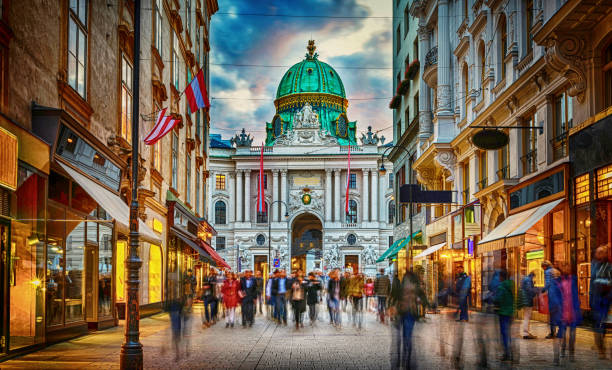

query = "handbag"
[538, 293, 549, 315]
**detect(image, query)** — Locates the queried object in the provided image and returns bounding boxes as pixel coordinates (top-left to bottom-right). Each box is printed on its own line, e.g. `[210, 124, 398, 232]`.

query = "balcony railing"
[551, 131, 568, 161]
[521, 149, 537, 175]
[462, 188, 470, 204]
[424, 46, 438, 69]
[497, 165, 510, 181]
[477, 178, 488, 191]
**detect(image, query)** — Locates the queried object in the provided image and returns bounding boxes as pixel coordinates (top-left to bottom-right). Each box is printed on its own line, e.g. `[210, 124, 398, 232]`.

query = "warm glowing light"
[585, 218, 591, 227]
[31, 279, 41, 286]
[440, 254, 450, 258]
[67, 138, 73, 143]
[536, 233, 545, 244]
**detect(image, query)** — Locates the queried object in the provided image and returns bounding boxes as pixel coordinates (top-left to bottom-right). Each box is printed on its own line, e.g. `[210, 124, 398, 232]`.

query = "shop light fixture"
[30, 279, 41, 286]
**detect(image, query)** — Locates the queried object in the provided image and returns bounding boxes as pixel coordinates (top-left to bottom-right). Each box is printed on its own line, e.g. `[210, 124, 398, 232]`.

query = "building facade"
[209, 42, 394, 276]
[0, 0, 218, 355]
[407, 0, 612, 313]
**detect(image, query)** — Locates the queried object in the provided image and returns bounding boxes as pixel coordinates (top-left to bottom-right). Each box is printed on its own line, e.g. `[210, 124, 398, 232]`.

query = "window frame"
[154, 0, 163, 56]
[349, 173, 357, 189]
[195, 168, 200, 215]
[346, 199, 358, 223]
[186, 153, 191, 204]
[120, 55, 133, 143]
[67, 0, 88, 98]
[216, 236, 226, 250]
[215, 174, 226, 190]
[214, 201, 227, 225]
[171, 132, 178, 188]
[172, 32, 180, 90]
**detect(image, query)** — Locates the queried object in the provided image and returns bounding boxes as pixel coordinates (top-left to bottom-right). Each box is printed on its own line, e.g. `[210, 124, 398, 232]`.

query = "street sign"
[273, 258, 280, 267]
[472, 129, 509, 150]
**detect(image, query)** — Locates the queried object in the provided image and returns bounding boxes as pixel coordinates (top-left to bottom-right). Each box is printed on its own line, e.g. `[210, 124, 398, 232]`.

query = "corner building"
[210, 42, 393, 276]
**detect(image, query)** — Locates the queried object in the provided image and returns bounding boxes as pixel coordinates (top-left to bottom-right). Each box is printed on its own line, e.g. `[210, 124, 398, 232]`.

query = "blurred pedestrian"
[520, 271, 538, 339]
[340, 271, 350, 313]
[255, 270, 264, 315]
[183, 269, 197, 313]
[327, 269, 341, 327]
[554, 263, 581, 364]
[541, 260, 557, 339]
[265, 272, 275, 319]
[365, 277, 374, 311]
[454, 266, 471, 322]
[222, 272, 240, 328]
[348, 272, 365, 329]
[374, 269, 391, 323]
[240, 269, 257, 327]
[290, 269, 307, 330]
[167, 297, 183, 361]
[494, 269, 515, 362]
[201, 268, 217, 328]
[272, 269, 289, 325]
[590, 245, 611, 359]
[306, 272, 321, 325]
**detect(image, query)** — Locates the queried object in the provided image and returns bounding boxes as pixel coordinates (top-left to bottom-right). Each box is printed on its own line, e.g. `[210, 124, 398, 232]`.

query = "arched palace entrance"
[291, 213, 323, 272]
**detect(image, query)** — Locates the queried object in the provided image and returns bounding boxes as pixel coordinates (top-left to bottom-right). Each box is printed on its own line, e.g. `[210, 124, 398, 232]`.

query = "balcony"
[422, 46, 438, 88]
[521, 150, 537, 175]
[551, 131, 568, 162]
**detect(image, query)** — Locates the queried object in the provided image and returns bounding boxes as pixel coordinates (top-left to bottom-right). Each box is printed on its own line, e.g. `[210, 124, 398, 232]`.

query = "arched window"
[498, 14, 507, 81]
[479, 41, 486, 86]
[388, 201, 395, 224]
[148, 245, 162, 303]
[462, 63, 469, 118]
[346, 199, 358, 223]
[257, 202, 269, 223]
[214, 201, 227, 224]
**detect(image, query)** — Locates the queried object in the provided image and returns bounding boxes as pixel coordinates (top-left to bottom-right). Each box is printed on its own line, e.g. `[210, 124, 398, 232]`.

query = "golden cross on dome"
[307, 40, 316, 58]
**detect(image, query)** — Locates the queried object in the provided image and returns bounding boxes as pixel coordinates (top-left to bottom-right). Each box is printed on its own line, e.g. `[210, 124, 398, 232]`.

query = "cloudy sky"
[209, 0, 393, 144]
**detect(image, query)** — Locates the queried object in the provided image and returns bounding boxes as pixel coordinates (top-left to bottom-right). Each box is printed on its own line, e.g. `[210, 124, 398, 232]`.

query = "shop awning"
[477, 198, 563, 254]
[377, 238, 406, 263]
[413, 242, 446, 260]
[172, 227, 214, 263]
[59, 162, 162, 245]
[199, 240, 231, 269]
[377, 230, 422, 263]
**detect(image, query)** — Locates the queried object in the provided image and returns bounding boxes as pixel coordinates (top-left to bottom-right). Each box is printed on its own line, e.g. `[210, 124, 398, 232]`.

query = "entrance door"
[291, 213, 322, 273]
[254, 255, 267, 276]
[84, 242, 97, 325]
[0, 221, 8, 353]
[344, 255, 359, 273]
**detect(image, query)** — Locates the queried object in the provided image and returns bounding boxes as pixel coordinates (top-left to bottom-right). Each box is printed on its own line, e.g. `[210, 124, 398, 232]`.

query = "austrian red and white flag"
[143, 108, 178, 145]
[257, 144, 266, 214]
[345, 145, 351, 216]
[184, 69, 210, 112]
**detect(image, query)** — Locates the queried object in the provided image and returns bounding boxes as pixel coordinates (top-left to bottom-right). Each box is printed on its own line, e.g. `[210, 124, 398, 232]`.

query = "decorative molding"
[434, 150, 457, 182]
[544, 34, 586, 102]
[532, 69, 548, 93]
[505, 95, 519, 115]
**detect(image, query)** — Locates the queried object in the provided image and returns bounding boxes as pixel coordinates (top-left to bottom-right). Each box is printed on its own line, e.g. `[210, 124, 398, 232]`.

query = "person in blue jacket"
[554, 263, 582, 364]
[454, 266, 471, 322]
[541, 260, 557, 338]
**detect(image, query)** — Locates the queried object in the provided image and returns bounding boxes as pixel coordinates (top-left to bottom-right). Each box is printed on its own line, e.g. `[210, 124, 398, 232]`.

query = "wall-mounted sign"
[526, 249, 544, 260]
[0, 127, 17, 191]
[301, 193, 311, 205]
[152, 218, 163, 234]
[472, 129, 509, 150]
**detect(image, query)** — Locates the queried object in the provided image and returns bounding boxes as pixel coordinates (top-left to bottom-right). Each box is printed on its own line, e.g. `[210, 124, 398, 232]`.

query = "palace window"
[404, 106, 410, 128]
[499, 14, 507, 80]
[525, 0, 534, 53]
[172, 33, 180, 90]
[152, 141, 161, 171]
[120, 55, 133, 142]
[186, 154, 191, 204]
[349, 173, 357, 189]
[497, 142, 509, 180]
[413, 93, 419, 121]
[68, 0, 87, 98]
[462, 63, 469, 119]
[171, 133, 178, 188]
[216, 236, 226, 250]
[257, 202, 269, 224]
[214, 201, 226, 225]
[154, 0, 163, 56]
[258, 174, 267, 190]
[388, 201, 395, 224]
[479, 41, 486, 86]
[196, 110, 201, 138]
[388, 173, 394, 189]
[346, 199, 358, 223]
[215, 174, 226, 190]
[186, 0, 192, 35]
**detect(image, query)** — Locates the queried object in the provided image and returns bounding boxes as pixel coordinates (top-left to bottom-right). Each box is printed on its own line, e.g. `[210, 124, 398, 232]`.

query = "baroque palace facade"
[394, 0, 612, 315]
[210, 42, 394, 276]
[0, 0, 219, 355]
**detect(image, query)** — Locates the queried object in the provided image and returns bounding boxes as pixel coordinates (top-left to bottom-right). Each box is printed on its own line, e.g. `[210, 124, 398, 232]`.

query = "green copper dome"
[276, 58, 345, 98]
[266, 40, 356, 146]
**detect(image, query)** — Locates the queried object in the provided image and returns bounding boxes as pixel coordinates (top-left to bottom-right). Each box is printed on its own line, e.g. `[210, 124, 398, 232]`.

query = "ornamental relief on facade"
[290, 172, 323, 189]
[288, 189, 324, 216]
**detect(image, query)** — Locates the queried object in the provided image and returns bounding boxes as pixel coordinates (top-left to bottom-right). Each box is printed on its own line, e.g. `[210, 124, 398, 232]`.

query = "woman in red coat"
[222, 272, 240, 328]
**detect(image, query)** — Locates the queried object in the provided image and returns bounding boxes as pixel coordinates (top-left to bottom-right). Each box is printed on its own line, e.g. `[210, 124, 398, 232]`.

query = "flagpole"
[121, 0, 143, 368]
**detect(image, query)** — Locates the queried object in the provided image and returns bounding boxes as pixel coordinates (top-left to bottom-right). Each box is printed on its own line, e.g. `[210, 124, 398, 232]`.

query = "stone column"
[334, 169, 341, 222]
[371, 169, 379, 222]
[244, 170, 251, 223]
[509, 118, 523, 178]
[418, 24, 433, 148]
[208, 170, 215, 221]
[436, 0, 455, 142]
[228, 172, 235, 223]
[272, 170, 279, 222]
[363, 169, 370, 222]
[280, 169, 288, 220]
[236, 170, 243, 222]
[325, 169, 332, 222]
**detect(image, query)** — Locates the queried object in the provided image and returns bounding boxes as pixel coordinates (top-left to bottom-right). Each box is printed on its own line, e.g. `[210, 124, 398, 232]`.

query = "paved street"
[2, 304, 612, 369]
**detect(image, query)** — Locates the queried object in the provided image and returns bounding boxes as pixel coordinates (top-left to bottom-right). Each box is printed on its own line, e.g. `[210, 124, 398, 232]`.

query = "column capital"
[280, 169, 288, 175]
[363, 168, 371, 175]
[272, 169, 280, 175]
[243, 169, 251, 174]
[418, 25, 430, 41]
[333, 169, 342, 174]
[229, 172, 236, 179]
[325, 168, 333, 175]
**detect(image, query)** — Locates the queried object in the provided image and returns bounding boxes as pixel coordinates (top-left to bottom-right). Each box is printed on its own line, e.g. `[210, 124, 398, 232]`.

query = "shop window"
[574, 173, 590, 205]
[98, 222, 112, 317]
[71, 182, 97, 214]
[346, 199, 358, 223]
[68, 0, 87, 98]
[596, 164, 612, 199]
[120, 55, 133, 143]
[49, 171, 70, 206]
[214, 201, 226, 225]
[522, 218, 545, 287]
[576, 205, 592, 309]
[148, 245, 162, 303]
[509, 169, 564, 210]
[216, 236, 226, 250]
[65, 210, 85, 322]
[215, 174, 225, 190]
[552, 210, 566, 264]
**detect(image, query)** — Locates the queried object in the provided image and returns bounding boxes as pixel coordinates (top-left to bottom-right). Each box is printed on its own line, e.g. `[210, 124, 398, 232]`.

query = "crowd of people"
[164, 244, 611, 368]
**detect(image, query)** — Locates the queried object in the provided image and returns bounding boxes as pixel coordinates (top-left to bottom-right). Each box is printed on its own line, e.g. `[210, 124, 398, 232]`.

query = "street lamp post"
[379, 145, 415, 270]
[121, 0, 142, 368]
[266, 200, 289, 275]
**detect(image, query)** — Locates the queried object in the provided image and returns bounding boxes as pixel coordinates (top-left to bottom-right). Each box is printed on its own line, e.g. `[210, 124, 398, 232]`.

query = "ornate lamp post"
[121, 0, 143, 368]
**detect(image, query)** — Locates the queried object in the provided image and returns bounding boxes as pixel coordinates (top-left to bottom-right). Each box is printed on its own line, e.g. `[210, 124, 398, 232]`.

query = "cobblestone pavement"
[2, 304, 612, 369]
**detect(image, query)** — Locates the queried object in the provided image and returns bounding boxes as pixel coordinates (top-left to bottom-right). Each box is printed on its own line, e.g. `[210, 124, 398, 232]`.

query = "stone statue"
[361, 244, 378, 266]
[323, 244, 341, 270]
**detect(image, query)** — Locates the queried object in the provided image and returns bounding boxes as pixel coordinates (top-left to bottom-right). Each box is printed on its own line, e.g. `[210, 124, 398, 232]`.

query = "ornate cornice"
[274, 93, 348, 113]
[434, 150, 457, 182]
[544, 34, 586, 102]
